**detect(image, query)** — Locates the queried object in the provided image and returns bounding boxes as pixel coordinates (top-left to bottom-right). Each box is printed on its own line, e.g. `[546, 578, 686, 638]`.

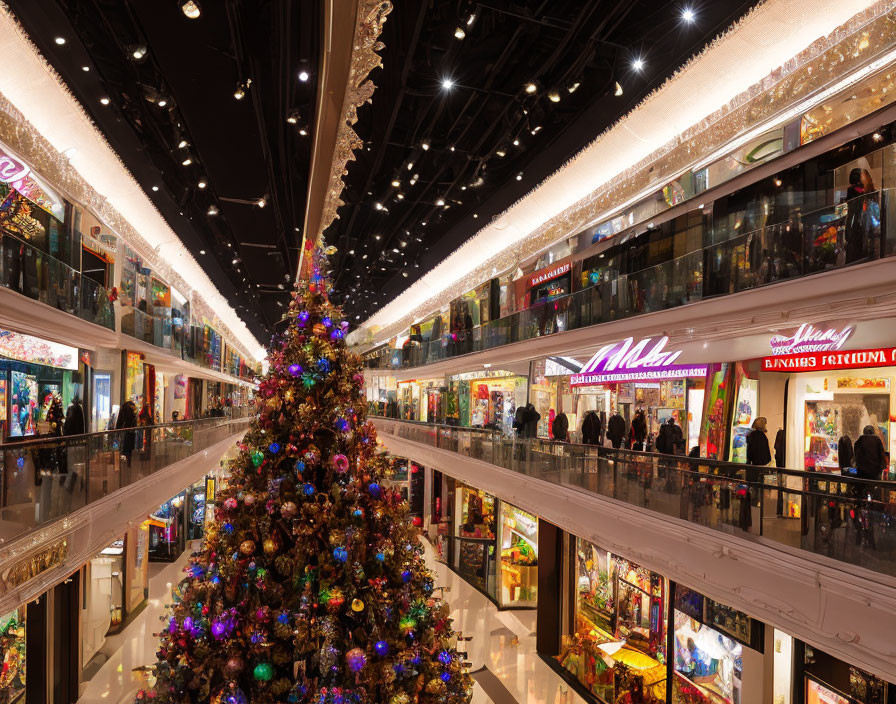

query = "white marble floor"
[78, 540, 586, 704]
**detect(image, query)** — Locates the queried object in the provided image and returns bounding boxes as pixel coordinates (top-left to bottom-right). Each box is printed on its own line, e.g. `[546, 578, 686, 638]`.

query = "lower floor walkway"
[77, 540, 584, 704]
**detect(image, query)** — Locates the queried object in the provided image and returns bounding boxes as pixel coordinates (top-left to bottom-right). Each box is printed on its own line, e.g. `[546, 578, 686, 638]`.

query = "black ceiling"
[328, 0, 757, 324]
[6, 0, 320, 341]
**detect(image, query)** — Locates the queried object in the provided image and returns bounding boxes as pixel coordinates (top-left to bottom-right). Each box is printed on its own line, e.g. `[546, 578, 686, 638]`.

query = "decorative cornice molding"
[314, 0, 392, 250]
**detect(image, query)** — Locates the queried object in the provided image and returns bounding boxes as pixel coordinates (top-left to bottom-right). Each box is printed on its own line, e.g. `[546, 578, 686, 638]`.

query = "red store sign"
[761, 347, 896, 372]
[528, 262, 571, 288]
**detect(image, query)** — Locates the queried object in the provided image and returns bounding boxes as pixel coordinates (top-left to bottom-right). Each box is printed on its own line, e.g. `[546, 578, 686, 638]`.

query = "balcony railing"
[0, 413, 252, 545]
[0, 233, 115, 330]
[366, 189, 892, 370]
[374, 416, 896, 578]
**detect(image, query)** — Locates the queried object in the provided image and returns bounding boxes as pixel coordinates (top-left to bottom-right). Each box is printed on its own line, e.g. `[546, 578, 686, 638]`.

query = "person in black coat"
[63, 396, 86, 436]
[854, 425, 886, 480]
[656, 417, 684, 455]
[512, 405, 528, 437]
[607, 413, 626, 449]
[116, 400, 139, 465]
[745, 417, 771, 466]
[774, 429, 786, 468]
[523, 404, 540, 438]
[838, 434, 855, 471]
[629, 410, 647, 450]
[581, 411, 602, 445]
[552, 413, 568, 442]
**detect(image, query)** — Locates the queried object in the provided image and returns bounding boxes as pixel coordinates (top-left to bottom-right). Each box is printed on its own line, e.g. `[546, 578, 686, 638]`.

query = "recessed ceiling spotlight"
[402, 271, 409, 277]
[374, 202, 383, 211]
[682, 8, 696, 22]
[436, 198, 445, 206]
[233, 83, 247, 100]
[454, 27, 465, 40]
[632, 57, 645, 72]
[132, 46, 147, 60]
[197, 180, 207, 189]
[496, 149, 506, 158]
[151, 185, 159, 192]
[82, 66, 90, 72]
[287, 115, 298, 125]
[256, 196, 267, 208]
[524, 82, 537, 94]
[513, 138, 520, 146]
[421, 221, 427, 226]
[207, 205, 219, 216]
[182, 157, 192, 166]
[473, 213, 478, 218]
[406, 162, 414, 171]
[180, 1, 201, 19]
[158, 99, 168, 107]
[374, 234, 381, 240]
[396, 193, 404, 200]
[391, 179, 400, 187]
[547, 91, 560, 103]
[177, 140, 188, 149]
[421, 140, 430, 151]
[568, 82, 581, 93]
[298, 70, 310, 82]
[615, 81, 624, 96]
[199, 249, 206, 255]
[100, 97, 110, 105]
[467, 12, 476, 26]
[348, 249, 355, 255]
[441, 77, 455, 90]
[54, 37, 66, 45]
[449, 145, 456, 152]
[531, 125, 542, 134]
[298, 128, 308, 136]
[516, 172, 523, 181]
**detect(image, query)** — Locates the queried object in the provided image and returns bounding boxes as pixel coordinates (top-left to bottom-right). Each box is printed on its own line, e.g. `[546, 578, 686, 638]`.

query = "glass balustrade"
[365, 189, 890, 370]
[0, 233, 115, 330]
[0, 414, 251, 545]
[373, 416, 896, 578]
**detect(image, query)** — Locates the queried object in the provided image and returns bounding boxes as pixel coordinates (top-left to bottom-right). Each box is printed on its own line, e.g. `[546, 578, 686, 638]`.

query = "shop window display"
[453, 486, 496, 598]
[82, 539, 125, 667]
[559, 539, 667, 703]
[672, 610, 742, 703]
[498, 503, 537, 607]
[0, 608, 25, 704]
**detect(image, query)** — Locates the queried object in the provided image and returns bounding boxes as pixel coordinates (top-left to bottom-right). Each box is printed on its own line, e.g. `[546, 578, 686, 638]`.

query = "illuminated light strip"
[0, 8, 266, 363]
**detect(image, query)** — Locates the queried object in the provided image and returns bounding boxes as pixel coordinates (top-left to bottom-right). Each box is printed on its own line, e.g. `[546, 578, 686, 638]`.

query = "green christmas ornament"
[253, 662, 274, 681]
[251, 450, 264, 467]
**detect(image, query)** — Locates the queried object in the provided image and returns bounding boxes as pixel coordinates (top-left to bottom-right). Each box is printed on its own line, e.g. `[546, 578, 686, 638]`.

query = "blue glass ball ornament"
[277, 612, 290, 624]
[223, 523, 234, 534]
[268, 442, 281, 454]
[375, 552, 385, 562]
[16, 457, 24, 469]
[368, 482, 382, 498]
[346, 648, 366, 672]
[322, 317, 332, 328]
[288, 364, 302, 377]
[302, 483, 315, 496]
[333, 547, 348, 563]
[401, 570, 412, 583]
[438, 650, 452, 665]
[294, 460, 306, 473]
[374, 640, 389, 657]
[330, 329, 344, 341]
[316, 358, 331, 373]
[440, 672, 452, 683]
[352, 508, 364, 518]
[298, 311, 310, 324]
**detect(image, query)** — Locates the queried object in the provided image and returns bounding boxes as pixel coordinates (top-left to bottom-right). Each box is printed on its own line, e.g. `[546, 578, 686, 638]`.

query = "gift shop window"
[0, 607, 26, 703]
[558, 538, 668, 703]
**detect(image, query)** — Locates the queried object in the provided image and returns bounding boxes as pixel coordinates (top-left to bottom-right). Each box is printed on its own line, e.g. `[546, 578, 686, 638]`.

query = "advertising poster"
[9, 370, 38, 437]
[699, 364, 731, 460]
[806, 679, 849, 704]
[729, 375, 758, 463]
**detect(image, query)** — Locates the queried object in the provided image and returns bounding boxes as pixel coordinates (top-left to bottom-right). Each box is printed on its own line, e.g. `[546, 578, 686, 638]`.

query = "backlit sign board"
[761, 346, 896, 372]
[570, 336, 706, 386]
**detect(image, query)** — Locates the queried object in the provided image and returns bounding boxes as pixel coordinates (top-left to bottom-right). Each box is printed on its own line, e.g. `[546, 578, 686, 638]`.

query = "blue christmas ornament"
[288, 363, 302, 377]
[333, 547, 348, 563]
[352, 508, 364, 518]
[322, 316, 332, 328]
[302, 483, 316, 496]
[368, 482, 382, 498]
[438, 650, 452, 665]
[298, 311, 310, 324]
[269, 442, 281, 454]
[223, 523, 234, 534]
[278, 612, 290, 624]
[411, 654, 422, 665]
[335, 418, 350, 432]
[374, 640, 389, 657]
[295, 460, 306, 473]
[16, 457, 24, 469]
[440, 672, 452, 683]
[330, 329, 344, 341]
[401, 570, 412, 583]
[316, 358, 331, 373]
[376, 552, 385, 562]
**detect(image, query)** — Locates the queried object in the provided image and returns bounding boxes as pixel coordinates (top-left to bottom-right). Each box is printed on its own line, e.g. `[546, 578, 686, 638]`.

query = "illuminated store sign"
[0, 329, 78, 370]
[768, 323, 853, 355]
[570, 336, 706, 386]
[0, 145, 65, 221]
[762, 346, 896, 372]
[528, 262, 571, 288]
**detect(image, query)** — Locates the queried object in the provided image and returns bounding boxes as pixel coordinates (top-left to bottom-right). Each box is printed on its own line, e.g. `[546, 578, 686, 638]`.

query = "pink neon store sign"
[570, 336, 707, 386]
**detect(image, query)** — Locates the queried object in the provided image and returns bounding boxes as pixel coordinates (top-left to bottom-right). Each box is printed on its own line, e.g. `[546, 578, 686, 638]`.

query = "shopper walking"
[656, 416, 684, 455]
[581, 410, 602, 445]
[116, 400, 139, 466]
[629, 409, 647, 451]
[607, 413, 626, 449]
[63, 396, 86, 436]
[854, 425, 886, 480]
[745, 417, 772, 466]
[551, 412, 569, 442]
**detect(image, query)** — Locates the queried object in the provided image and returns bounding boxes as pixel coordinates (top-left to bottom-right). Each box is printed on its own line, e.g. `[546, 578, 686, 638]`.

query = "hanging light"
[454, 27, 465, 40]
[391, 179, 400, 187]
[207, 205, 219, 216]
[100, 97, 110, 105]
[421, 139, 431, 151]
[547, 91, 560, 103]
[632, 57, 645, 72]
[298, 70, 310, 82]
[524, 82, 537, 94]
[182, 157, 192, 166]
[256, 196, 267, 208]
[234, 84, 246, 100]
[682, 8, 696, 22]
[177, 140, 188, 149]
[180, 1, 201, 19]
[197, 180, 207, 189]
[567, 82, 581, 93]
[614, 82, 624, 96]
[54, 37, 66, 45]
[436, 198, 445, 206]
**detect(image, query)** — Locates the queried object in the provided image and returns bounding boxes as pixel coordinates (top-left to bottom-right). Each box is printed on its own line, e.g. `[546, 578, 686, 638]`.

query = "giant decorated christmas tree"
[138, 246, 472, 704]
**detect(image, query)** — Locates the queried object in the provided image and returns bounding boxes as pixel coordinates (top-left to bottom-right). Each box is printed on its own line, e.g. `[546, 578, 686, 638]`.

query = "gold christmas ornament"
[239, 540, 255, 555]
[351, 598, 365, 612]
[263, 539, 278, 555]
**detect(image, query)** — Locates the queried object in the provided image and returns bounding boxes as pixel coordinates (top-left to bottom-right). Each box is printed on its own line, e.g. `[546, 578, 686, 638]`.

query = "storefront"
[800, 645, 892, 704]
[0, 607, 26, 703]
[498, 501, 538, 607]
[384, 457, 425, 525]
[0, 329, 81, 440]
[515, 259, 573, 308]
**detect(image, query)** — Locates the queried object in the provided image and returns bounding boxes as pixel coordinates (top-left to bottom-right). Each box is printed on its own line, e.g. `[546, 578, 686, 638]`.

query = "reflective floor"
[76, 540, 584, 704]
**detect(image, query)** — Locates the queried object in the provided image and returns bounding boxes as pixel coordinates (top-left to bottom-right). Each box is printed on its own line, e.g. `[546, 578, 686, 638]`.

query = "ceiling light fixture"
[531, 125, 542, 134]
[374, 202, 383, 211]
[178, 140, 188, 149]
[516, 172, 523, 181]
[632, 57, 645, 72]
[396, 193, 404, 200]
[615, 81, 624, 96]
[496, 149, 506, 157]
[421, 139, 430, 151]
[207, 205, 219, 216]
[298, 128, 308, 136]
[234, 80, 251, 100]
[391, 179, 400, 187]
[151, 185, 159, 192]
[197, 180, 207, 189]
[454, 27, 465, 40]
[131, 46, 147, 60]
[54, 37, 66, 45]
[100, 97, 110, 106]
[682, 8, 696, 23]
[182, 157, 192, 166]
[524, 82, 537, 94]
[374, 234, 381, 240]
[441, 77, 455, 90]
[158, 99, 168, 108]
[298, 70, 310, 82]
[513, 138, 520, 146]
[547, 91, 560, 102]
[436, 198, 445, 206]
[287, 115, 298, 125]
[568, 82, 581, 93]
[199, 249, 206, 255]
[82, 66, 90, 72]
[180, 1, 201, 19]
[256, 196, 267, 208]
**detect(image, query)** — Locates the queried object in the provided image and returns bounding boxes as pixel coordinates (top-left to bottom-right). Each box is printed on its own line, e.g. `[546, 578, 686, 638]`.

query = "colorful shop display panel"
[0, 607, 25, 703]
[498, 503, 538, 607]
[559, 539, 668, 703]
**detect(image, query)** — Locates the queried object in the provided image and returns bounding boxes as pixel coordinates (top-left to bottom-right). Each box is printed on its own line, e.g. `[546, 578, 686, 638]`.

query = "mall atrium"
[0, 1, 895, 704]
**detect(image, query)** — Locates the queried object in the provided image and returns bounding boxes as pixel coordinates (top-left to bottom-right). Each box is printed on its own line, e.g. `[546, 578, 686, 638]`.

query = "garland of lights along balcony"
[136, 244, 473, 704]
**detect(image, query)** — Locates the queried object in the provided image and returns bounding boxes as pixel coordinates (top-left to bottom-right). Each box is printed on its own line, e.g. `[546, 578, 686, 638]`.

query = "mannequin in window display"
[845, 167, 880, 264]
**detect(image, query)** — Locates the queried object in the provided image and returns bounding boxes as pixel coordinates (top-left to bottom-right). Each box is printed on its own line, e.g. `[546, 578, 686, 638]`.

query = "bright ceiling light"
[513, 138, 520, 146]
[396, 193, 404, 200]
[682, 8, 696, 22]
[82, 66, 89, 72]
[441, 77, 454, 90]
[516, 172, 523, 181]
[632, 57, 645, 72]
[298, 128, 308, 136]
[421, 139, 430, 151]
[374, 202, 383, 211]
[207, 205, 219, 216]
[180, 1, 201, 19]
[568, 82, 581, 93]
[298, 70, 310, 82]
[287, 115, 298, 125]
[524, 82, 537, 94]
[436, 198, 445, 206]
[256, 196, 267, 208]
[54, 37, 66, 45]
[547, 91, 560, 102]
[178, 139, 188, 148]
[234, 85, 246, 100]
[100, 97, 110, 105]
[182, 157, 192, 166]
[454, 27, 465, 40]
[467, 13, 476, 26]
[132, 46, 147, 60]
[496, 149, 506, 157]
[391, 179, 400, 187]
[197, 180, 207, 189]
[407, 162, 414, 170]
[151, 185, 159, 192]
[615, 81, 624, 96]
[199, 249, 206, 255]
[158, 99, 168, 107]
